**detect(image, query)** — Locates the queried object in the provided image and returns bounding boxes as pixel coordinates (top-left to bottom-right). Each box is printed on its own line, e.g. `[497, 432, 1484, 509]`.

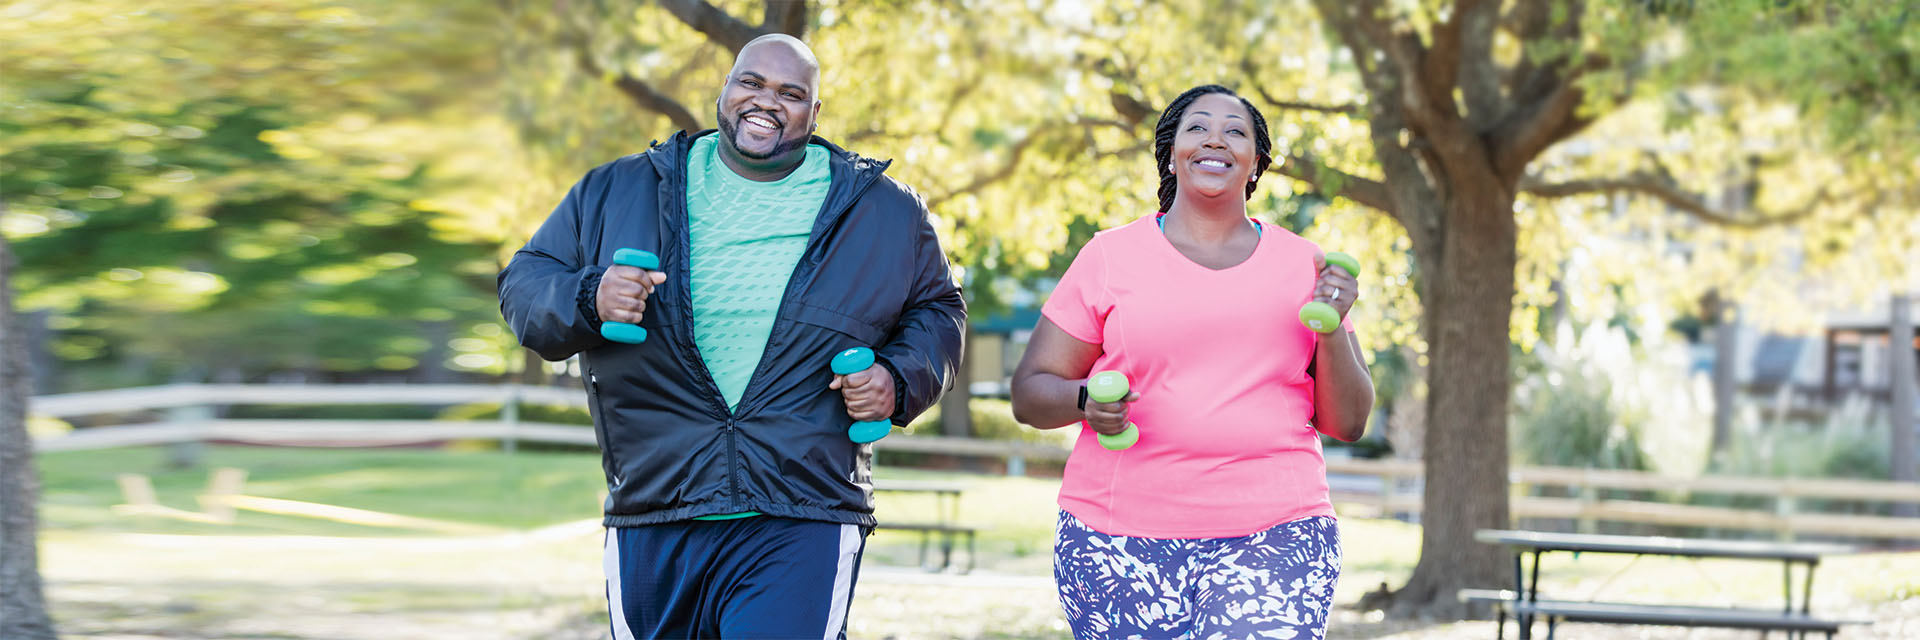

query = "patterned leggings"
[1053, 511, 1341, 640]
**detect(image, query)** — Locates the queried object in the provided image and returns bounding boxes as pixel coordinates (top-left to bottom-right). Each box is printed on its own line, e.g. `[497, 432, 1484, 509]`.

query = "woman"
[1010, 84, 1374, 639]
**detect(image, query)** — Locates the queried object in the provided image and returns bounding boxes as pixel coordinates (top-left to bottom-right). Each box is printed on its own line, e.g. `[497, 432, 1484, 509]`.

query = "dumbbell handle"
[830, 347, 892, 443]
[600, 248, 660, 344]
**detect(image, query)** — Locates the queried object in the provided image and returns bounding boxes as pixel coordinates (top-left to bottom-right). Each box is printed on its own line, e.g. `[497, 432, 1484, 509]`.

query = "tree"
[1, 226, 56, 638]
[1256, 0, 1916, 616]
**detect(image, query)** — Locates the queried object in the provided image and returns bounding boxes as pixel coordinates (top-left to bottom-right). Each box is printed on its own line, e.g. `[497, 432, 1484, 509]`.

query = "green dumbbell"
[1085, 370, 1138, 451]
[600, 248, 660, 344]
[1298, 251, 1360, 334]
[830, 346, 893, 443]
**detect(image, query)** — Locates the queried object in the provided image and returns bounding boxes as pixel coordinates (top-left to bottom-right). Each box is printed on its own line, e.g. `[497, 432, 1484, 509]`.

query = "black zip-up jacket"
[498, 130, 966, 527]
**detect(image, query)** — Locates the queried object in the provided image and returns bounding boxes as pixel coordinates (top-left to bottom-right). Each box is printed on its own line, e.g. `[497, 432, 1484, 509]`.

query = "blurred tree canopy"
[1, 1, 511, 385]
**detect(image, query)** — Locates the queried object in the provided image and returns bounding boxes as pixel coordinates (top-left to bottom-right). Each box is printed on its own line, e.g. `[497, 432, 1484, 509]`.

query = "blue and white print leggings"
[1053, 511, 1342, 640]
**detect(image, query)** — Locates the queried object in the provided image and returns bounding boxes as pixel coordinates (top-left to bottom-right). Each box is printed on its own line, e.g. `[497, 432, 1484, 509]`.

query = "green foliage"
[1712, 394, 1891, 481]
[1, 1, 513, 384]
[1512, 360, 1646, 470]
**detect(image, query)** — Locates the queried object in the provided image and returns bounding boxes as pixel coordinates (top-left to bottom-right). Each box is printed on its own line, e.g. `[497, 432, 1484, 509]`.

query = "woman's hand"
[1312, 250, 1360, 320]
[1082, 389, 1141, 436]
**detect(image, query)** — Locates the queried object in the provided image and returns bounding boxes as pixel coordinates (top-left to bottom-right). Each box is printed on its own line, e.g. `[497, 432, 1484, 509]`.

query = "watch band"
[1076, 383, 1089, 411]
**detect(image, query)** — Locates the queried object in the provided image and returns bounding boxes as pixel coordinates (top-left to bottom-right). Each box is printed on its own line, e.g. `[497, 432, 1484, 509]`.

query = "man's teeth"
[745, 115, 778, 129]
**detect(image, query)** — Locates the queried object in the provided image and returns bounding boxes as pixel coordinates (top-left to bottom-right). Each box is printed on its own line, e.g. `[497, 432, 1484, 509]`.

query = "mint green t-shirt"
[685, 134, 832, 411]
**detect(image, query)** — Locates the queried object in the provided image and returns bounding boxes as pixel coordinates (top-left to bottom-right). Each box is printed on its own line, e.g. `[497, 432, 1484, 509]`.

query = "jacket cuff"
[575, 266, 607, 332]
[876, 357, 910, 424]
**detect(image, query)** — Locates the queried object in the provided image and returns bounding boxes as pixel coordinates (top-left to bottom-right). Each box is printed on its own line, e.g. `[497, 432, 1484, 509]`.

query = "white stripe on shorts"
[821, 523, 863, 640]
[604, 530, 636, 640]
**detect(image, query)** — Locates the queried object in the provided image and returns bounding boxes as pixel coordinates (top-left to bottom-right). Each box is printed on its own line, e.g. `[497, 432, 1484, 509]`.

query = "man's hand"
[596, 266, 668, 325]
[1082, 390, 1140, 436]
[830, 364, 896, 422]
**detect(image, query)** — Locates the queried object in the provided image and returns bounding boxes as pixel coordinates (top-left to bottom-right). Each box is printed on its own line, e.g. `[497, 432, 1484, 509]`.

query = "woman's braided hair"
[1153, 84, 1274, 213]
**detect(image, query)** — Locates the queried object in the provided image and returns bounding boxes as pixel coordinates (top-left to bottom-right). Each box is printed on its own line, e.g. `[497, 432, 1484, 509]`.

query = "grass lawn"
[33, 445, 1920, 639]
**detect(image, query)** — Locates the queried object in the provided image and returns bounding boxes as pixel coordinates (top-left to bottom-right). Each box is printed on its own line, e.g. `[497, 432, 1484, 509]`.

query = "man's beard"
[717, 108, 809, 160]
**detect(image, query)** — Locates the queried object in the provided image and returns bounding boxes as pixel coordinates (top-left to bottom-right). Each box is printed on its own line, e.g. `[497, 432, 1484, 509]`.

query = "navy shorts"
[1054, 510, 1342, 639]
[604, 517, 869, 639]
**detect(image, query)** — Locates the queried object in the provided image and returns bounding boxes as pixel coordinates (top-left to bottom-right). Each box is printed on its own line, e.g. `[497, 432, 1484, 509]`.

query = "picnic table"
[1467, 529, 1870, 640]
[872, 479, 978, 573]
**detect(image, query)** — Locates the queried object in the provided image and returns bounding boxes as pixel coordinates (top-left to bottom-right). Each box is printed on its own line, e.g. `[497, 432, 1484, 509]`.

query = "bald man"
[499, 35, 966, 638]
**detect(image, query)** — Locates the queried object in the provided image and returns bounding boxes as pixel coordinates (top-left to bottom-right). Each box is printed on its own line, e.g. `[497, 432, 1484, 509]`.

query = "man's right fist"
[597, 266, 668, 325]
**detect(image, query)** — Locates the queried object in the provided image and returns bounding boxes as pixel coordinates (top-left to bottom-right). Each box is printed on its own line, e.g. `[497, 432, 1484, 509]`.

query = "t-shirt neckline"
[1150, 212, 1267, 273]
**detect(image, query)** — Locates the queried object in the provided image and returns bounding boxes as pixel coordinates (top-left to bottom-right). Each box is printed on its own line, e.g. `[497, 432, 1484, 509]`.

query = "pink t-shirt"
[1041, 214, 1351, 538]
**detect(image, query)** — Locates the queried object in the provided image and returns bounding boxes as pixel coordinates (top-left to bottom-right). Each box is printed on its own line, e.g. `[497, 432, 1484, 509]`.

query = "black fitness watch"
[1076, 383, 1089, 411]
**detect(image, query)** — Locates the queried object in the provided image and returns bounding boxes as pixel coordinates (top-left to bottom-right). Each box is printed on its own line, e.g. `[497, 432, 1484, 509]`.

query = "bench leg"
[918, 531, 931, 571]
[1496, 607, 1506, 640]
[963, 530, 976, 574]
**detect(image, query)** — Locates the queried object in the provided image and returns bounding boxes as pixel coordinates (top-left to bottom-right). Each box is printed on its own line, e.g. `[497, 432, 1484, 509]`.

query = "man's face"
[715, 43, 820, 162]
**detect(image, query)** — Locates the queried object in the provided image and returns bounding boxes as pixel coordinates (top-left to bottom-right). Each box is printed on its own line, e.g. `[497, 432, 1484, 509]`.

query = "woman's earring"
[1166, 163, 1174, 173]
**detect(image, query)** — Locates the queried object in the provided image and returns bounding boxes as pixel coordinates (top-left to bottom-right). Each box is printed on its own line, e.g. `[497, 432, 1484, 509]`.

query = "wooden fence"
[28, 383, 1920, 542]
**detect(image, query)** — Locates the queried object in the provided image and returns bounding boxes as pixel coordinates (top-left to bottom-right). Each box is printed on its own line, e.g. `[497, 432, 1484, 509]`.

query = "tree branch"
[658, 0, 767, 54]
[1262, 98, 1362, 115]
[925, 133, 1045, 212]
[1520, 172, 1834, 228]
[1492, 70, 1591, 180]
[1449, 0, 1504, 130]
[1348, 0, 1488, 173]
[762, 0, 808, 38]
[1272, 153, 1395, 214]
[575, 48, 702, 133]
[1238, 57, 1360, 115]
[1309, 0, 1393, 95]
[1309, 0, 1440, 251]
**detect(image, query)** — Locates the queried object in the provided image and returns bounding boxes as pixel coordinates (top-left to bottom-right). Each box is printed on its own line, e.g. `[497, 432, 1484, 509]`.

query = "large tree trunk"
[1, 231, 59, 638]
[1387, 184, 1517, 619]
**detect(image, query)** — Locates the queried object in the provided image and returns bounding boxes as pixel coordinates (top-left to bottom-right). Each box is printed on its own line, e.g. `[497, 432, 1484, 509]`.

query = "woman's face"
[1169, 92, 1257, 204]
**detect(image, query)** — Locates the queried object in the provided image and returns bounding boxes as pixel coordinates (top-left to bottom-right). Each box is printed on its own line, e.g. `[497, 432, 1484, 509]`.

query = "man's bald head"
[730, 34, 820, 89]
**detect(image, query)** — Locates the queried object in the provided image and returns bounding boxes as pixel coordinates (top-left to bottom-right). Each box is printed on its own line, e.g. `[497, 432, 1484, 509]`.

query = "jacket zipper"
[724, 417, 740, 512]
[656, 134, 888, 514]
[588, 373, 620, 487]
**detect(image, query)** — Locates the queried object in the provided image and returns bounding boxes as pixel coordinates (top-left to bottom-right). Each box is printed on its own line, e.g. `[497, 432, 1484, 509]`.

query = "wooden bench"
[872, 480, 981, 573]
[1476, 529, 1871, 640]
[1460, 588, 1868, 640]
[873, 521, 979, 573]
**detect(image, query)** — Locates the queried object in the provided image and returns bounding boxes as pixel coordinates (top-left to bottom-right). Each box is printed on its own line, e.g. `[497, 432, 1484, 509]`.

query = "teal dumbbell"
[1298, 251, 1360, 334]
[600, 248, 660, 344]
[830, 347, 893, 443]
[1085, 370, 1138, 451]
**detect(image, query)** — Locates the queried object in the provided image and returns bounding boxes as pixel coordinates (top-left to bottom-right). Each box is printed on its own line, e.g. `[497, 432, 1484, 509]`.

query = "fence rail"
[28, 383, 1920, 541]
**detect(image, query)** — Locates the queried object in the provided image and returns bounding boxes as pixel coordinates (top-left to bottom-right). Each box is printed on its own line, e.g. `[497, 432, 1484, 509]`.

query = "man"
[497, 34, 965, 639]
